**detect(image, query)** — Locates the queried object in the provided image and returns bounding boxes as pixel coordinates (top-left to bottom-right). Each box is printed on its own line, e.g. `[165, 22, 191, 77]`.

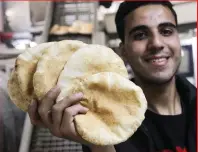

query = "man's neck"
[135, 76, 181, 115]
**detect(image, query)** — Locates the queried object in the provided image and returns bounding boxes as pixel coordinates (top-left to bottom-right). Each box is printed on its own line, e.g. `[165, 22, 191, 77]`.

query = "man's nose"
[147, 34, 164, 52]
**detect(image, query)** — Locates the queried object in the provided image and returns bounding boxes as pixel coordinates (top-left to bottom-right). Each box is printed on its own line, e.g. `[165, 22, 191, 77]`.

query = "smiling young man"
[28, 1, 196, 152]
[108, 1, 196, 152]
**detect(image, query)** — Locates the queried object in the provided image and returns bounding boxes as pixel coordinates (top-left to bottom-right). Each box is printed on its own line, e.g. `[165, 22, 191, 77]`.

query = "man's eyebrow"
[158, 22, 177, 29]
[128, 25, 149, 36]
[128, 22, 177, 36]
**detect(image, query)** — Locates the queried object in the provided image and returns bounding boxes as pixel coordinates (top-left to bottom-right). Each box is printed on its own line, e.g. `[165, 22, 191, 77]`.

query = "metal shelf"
[40, 1, 98, 44]
[48, 33, 92, 44]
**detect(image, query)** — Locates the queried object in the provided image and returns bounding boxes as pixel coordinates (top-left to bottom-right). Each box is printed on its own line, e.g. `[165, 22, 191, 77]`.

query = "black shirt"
[145, 108, 187, 152]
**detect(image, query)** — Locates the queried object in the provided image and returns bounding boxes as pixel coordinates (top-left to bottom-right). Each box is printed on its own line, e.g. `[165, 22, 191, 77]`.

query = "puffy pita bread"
[50, 24, 70, 35]
[56, 44, 128, 102]
[65, 72, 147, 145]
[33, 40, 87, 100]
[7, 69, 29, 111]
[9, 42, 54, 111]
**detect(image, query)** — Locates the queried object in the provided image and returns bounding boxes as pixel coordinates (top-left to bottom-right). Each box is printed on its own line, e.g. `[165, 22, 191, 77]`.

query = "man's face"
[122, 4, 181, 84]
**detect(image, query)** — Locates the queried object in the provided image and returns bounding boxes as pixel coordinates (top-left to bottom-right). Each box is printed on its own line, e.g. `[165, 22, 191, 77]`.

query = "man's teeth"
[150, 58, 166, 63]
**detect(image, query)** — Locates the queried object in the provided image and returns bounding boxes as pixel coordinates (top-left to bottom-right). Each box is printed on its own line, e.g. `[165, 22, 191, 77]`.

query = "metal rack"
[52, 2, 95, 25]
[40, 1, 98, 44]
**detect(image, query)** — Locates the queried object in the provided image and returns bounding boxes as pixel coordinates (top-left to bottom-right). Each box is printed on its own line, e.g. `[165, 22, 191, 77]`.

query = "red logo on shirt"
[160, 147, 187, 152]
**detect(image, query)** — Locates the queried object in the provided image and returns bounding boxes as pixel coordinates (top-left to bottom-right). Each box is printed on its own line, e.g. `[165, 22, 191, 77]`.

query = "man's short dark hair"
[115, 1, 178, 42]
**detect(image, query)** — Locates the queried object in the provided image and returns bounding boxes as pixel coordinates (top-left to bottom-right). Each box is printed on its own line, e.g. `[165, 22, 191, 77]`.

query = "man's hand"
[28, 86, 116, 152]
[28, 86, 88, 144]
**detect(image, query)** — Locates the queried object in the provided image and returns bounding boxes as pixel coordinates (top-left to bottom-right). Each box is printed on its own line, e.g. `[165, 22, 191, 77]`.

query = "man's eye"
[133, 32, 147, 40]
[160, 28, 173, 36]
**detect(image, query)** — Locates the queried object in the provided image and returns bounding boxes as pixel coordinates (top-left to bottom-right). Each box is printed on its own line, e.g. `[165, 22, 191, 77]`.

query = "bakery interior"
[0, 1, 197, 152]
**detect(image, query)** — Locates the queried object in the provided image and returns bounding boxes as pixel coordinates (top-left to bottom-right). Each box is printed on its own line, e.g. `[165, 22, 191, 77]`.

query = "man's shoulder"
[176, 75, 196, 103]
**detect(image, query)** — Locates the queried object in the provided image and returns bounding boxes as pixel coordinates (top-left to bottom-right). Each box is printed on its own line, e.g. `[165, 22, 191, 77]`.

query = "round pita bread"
[8, 42, 54, 111]
[7, 69, 29, 111]
[64, 72, 147, 145]
[33, 40, 87, 100]
[56, 44, 128, 102]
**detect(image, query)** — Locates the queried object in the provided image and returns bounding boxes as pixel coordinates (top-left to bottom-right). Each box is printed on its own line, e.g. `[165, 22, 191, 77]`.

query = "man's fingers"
[42, 86, 61, 103]
[28, 99, 45, 127]
[28, 99, 37, 123]
[38, 86, 61, 127]
[65, 103, 89, 117]
[50, 92, 85, 137]
[50, 103, 65, 137]
[51, 92, 84, 126]
[62, 92, 84, 107]
[60, 104, 89, 139]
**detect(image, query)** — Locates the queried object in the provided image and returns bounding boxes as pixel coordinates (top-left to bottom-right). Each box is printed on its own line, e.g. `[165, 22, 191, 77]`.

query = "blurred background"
[0, 1, 197, 152]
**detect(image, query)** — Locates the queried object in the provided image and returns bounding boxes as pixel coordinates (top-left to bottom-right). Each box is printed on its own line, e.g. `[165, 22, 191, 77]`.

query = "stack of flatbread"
[7, 40, 147, 146]
[50, 21, 93, 35]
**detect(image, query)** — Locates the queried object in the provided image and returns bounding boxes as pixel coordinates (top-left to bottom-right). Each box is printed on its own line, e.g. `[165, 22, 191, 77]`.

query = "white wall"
[29, 1, 48, 24]
[103, 1, 197, 34]
[173, 2, 197, 24]
[5, 2, 31, 32]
